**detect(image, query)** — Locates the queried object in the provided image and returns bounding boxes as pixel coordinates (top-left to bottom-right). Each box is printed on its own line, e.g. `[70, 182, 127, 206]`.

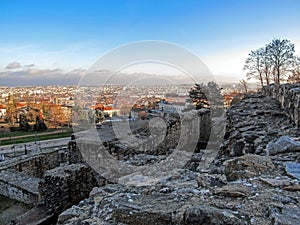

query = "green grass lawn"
[0, 129, 73, 146]
[0, 128, 65, 138]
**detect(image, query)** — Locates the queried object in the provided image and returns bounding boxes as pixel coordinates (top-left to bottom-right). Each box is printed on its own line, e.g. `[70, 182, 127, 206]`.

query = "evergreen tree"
[205, 81, 224, 116]
[19, 114, 31, 131]
[188, 83, 209, 110]
[33, 116, 47, 132]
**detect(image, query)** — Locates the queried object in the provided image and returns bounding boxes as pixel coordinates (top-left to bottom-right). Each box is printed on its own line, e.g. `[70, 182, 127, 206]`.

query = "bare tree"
[261, 47, 272, 85]
[239, 79, 249, 93]
[244, 38, 297, 86]
[5, 94, 18, 125]
[49, 105, 66, 129]
[266, 39, 295, 84]
[243, 48, 265, 88]
[288, 56, 300, 83]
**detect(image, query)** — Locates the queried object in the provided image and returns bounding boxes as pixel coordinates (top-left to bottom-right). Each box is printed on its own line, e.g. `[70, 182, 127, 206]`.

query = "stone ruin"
[2, 83, 300, 225]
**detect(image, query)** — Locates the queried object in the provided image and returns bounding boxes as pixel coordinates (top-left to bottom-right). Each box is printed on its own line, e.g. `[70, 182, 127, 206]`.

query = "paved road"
[0, 137, 70, 155]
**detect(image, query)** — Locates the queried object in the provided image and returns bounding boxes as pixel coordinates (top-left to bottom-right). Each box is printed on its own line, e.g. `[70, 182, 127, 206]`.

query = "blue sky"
[1, 0, 300, 85]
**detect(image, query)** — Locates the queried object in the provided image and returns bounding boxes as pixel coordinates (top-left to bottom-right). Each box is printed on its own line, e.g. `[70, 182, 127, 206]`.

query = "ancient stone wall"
[39, 163, 96, 214]
[0, 148, 71, 212]
[0, 169, 40, 205]
[218, 93, 299, 159]
[7, 148, 67, 178]
[75, 109, 211, 182]
[99, 109, 211, 159]
[262, 83, 300, 128]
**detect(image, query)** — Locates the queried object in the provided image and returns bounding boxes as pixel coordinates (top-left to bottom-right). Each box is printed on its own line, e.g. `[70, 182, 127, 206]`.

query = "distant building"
[104, 109, 120, 117]
[0, 104, 6, 119]
[90, 104, 120, 117]
[158, 100, 187, 113]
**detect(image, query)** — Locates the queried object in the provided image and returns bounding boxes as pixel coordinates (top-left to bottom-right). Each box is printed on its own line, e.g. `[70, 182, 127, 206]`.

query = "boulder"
[224, 154, 274, 181]
[184, 205, 247, 225]
[259, 178, 291, 187]
[270, 205, 300, 225]
[283, 184, 300, 191]
[266, 136, 300, 156]
[285, 162, 300, 180]
[214, 184, 252, 198]
[196, 174, 225, 188]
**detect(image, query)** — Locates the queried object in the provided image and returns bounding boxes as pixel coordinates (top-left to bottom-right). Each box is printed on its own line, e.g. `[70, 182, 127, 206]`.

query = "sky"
[0, 0, 300, 86]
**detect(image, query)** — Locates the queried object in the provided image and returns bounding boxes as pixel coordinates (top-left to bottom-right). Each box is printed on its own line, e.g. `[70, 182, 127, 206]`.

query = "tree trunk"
[277, 65, 280, 84]
[259, 72, 264, 88]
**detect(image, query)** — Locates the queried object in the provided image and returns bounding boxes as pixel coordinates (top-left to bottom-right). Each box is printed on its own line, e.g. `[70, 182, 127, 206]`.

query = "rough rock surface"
[224, 154, 275, 181]
[57, 164, 300, 225]
[39, 163, 96, 214]
[57, 91, 300, 225]
[266, 136, 300, 156]
[262, 83, 300, 128]
[218, 94, 299, 159]
[285, 162, 300, 180]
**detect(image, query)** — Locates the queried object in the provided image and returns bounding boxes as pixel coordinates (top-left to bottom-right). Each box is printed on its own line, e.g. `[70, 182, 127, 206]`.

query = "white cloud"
[0, 67, 85, 86]
[5, 61, 21, 69]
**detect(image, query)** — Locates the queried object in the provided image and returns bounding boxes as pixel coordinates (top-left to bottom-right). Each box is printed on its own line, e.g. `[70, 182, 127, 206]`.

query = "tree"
[243, 48, 266, 88]
[19, 114, 31, 131]
[73, 106, 86, 123]
[205, 81, 224, 116]
[188, 83, 209, 110]
[49, 105, 66, 129]
[244, 38, 297, 86]
[41, 103, 51, 121]
[33, 116, 47, 132]
[87, 109, 105, 124]
[5, 94, 18, 124]
[288, 56, 300, 83]
[261, 47, 272, 85]
[239, 79, 249, 93]
[266, 39, 295, 84]
[26, 106, 40, 122]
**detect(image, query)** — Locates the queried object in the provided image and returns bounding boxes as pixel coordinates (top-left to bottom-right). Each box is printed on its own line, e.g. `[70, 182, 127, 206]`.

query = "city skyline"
[1, 0, 300, 86]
